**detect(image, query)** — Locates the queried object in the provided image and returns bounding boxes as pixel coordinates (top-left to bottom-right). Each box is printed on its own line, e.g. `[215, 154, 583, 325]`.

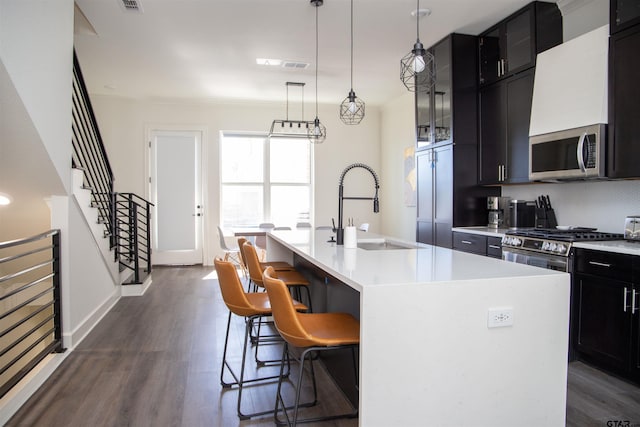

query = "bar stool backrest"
[237, 237, 248, 268]
[214, 257, 259, 317]
[263, 266, 314, 348]
[242, 241, 265, 287]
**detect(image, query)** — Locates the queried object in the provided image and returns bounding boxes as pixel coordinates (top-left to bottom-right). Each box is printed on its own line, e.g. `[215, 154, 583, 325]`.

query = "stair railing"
[115, 193, 153, 283]
[0, 230, 65, 398]
[71, 51, 115, 247]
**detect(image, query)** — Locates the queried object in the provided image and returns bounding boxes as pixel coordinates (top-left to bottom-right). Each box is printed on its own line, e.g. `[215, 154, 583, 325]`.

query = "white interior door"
[150, 130, 203, 265]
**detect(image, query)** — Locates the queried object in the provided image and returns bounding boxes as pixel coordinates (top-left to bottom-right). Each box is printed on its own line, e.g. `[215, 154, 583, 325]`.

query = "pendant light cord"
[350, 0, 353, 91]
[416, 0, 420, 41]
[315, 3, 319, 118]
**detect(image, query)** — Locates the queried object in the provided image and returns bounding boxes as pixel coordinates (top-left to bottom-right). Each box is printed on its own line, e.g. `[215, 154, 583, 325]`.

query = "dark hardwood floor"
[6, 265, 640, 426]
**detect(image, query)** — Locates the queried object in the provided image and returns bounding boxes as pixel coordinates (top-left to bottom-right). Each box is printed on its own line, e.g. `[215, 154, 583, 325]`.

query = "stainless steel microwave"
[529, 124, 606, 181]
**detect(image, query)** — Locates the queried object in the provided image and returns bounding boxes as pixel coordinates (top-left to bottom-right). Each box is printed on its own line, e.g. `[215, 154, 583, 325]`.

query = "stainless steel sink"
[356, 239, 417, 250]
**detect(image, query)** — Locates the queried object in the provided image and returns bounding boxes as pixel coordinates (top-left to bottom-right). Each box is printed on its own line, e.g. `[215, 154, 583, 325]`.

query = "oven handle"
[577, 132, 587, 173]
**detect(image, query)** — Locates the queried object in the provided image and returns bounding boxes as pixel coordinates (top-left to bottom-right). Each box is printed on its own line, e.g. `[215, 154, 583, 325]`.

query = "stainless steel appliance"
[509, 200, 536, 229]
[624, 215, 640, 240]
[529, 124, 606, 181]
[501, 228, 624, 272]
[487, 196, 510, 228]
[529, 25, 608, 180]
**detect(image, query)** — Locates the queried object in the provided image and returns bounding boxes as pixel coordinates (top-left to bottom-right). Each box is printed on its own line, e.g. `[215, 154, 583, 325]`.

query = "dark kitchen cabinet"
[416, 34, 474, 150]
[479, 68, 535, 185]
[453, 233, 503, 259]
[417, 143, 499, 249]
[478, 1, 562, 86]
[610, 0, 640, 35]
[417, 145, 453, 248]
[608, 24, 640, 178]
[415, 33, 500, 248]
[572, 248, 640, 383]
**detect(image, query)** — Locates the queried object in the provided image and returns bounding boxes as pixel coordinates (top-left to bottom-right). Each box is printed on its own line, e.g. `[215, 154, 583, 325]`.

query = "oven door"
[502, 246, 569, 272]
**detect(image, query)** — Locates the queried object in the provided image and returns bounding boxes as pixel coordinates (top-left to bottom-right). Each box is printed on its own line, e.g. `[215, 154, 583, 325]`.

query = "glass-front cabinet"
[416, 37, 451, 149]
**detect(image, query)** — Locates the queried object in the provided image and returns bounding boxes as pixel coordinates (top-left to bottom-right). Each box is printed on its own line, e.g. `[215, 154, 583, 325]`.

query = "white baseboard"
[120, 274, 153, 297]
[64, 288, 120, 350]
[0, 353, 68, 425]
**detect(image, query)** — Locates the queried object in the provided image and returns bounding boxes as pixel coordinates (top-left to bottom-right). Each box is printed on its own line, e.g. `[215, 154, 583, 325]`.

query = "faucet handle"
[331, 218, 337, 232]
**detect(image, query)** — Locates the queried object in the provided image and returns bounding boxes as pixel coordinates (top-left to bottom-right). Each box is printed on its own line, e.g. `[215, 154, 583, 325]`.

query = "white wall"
[0, 0, 74, 194]
[90, 95, 382, 264]
[559, 0, 609, 41]
[379, 92, 416, 241]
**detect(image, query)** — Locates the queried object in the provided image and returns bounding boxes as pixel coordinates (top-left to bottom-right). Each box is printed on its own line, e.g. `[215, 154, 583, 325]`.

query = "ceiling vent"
[282, 61, 310, 70]
[119, 0, 144, 13]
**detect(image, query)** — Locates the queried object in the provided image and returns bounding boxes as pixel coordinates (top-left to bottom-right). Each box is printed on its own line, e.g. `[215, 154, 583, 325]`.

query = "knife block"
[535, 208, 558, 229]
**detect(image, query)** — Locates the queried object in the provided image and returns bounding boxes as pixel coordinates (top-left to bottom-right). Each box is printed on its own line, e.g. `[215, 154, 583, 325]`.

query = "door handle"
[576, 132, 587, 173]
[488, 245, 501, 250]
[624, 287, 630, 312]
[588, 261, 611, 268]
[461, 240, 473, 245]
[633, 289, 638, 314]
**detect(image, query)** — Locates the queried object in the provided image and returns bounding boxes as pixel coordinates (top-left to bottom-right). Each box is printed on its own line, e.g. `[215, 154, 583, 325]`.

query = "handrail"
[0, 230, 64, 398]
[72, 51, 115, 246]
[115, 193, 153, 283]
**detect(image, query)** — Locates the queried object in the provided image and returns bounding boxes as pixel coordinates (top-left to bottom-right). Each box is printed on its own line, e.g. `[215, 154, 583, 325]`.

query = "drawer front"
[453, 233, 487, 255]
[574, 248, 633, 281]
[486, 236, 503, 258]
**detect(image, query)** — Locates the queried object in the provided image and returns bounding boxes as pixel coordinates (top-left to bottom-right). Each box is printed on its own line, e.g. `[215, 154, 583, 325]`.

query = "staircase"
[71, 50, 152, 295]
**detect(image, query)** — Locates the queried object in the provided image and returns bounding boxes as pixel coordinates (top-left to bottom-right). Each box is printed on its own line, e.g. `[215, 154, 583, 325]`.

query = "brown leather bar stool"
[214, 258, 308, 420]
[263, 266, 360, 426]
[243, 241, 313, 312]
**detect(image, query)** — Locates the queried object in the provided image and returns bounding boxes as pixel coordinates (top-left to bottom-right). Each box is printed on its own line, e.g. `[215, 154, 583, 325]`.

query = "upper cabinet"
[416, 37, 452, 149]
[478, 1, 562, 87]
[608, 5, 640, 178]
[610, 0, 640, 35]
[416, 34, 477, 150]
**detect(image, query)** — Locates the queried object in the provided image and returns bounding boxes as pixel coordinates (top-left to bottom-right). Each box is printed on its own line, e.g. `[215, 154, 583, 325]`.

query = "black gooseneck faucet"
[336, 163, 380, 245]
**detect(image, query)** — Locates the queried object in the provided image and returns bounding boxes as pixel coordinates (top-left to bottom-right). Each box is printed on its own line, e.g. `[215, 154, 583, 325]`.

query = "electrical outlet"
[487, 308, 514, 328]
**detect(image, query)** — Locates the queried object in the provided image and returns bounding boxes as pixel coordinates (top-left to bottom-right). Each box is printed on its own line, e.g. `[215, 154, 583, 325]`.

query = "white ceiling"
[74, 0, 546, 107]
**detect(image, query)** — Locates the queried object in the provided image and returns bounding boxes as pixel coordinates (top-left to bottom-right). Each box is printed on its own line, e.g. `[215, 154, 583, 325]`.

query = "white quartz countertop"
[268, 229, 565, 292]
[573, 240, 640, 256]
[452, 226, 509, 238]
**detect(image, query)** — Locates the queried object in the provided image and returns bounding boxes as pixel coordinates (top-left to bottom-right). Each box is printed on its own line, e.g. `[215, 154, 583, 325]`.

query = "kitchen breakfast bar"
[266, 229, 571, 427]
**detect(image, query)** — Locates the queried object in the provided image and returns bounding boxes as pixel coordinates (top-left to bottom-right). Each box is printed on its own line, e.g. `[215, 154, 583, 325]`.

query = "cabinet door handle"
[588, 261, 612, 268]
[633, 289, 638, 314]
[501, 59, 506, 76]
[497, 61, 501, 77]
[624, 287, 630, 312]
[488, 245, 501, 250]
[461, 240, 473, 245]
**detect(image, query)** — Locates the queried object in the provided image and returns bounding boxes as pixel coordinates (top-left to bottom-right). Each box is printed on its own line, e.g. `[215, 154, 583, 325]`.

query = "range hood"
[529, 25, 609, 137]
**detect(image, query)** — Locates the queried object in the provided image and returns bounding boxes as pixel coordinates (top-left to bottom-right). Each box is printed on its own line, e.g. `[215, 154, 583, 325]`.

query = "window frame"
[219, 132, 313, 228]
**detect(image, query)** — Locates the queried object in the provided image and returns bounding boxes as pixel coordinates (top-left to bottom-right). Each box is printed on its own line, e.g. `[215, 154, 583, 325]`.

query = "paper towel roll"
[344, 226, 357, 249]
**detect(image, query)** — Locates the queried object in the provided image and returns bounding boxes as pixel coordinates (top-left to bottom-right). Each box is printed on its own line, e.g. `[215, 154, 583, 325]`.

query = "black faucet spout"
[336, 163, 380, 245]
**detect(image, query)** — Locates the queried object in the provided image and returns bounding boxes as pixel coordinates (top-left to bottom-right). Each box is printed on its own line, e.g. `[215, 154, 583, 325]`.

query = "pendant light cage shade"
[339, 91, 365, 125]
[401, 1, 435, 92]
[339, 0, 365, 125]
[308, 117, 327, 144]
[401, 43, 435, 92]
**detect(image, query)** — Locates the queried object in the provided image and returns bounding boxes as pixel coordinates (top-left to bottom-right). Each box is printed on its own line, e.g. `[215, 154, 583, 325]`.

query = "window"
[220, 133, 312, 228]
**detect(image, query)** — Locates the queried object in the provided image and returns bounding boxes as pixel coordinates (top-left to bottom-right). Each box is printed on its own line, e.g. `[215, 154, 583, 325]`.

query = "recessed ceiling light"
[256, 58, 283, 66]
[0, 192, 13, 206]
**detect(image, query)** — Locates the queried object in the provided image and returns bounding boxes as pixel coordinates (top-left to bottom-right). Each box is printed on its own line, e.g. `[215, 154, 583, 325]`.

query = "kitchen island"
[267, 229, 570, 427]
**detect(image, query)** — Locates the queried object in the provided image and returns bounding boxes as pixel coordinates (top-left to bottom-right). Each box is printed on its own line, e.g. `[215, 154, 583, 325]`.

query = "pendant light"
[269, 82, 314, 138]
[400, 0, 435, 92]
[308, 0, 326, 144]
[339, 0, 365, 125]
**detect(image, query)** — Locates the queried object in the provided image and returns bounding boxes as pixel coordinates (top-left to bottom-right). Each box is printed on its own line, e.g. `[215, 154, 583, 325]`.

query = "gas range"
[502, 228, 624, 257]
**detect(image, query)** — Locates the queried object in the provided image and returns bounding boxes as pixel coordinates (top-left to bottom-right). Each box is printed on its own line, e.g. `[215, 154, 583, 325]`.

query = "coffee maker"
[487, 196, 510, 228]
